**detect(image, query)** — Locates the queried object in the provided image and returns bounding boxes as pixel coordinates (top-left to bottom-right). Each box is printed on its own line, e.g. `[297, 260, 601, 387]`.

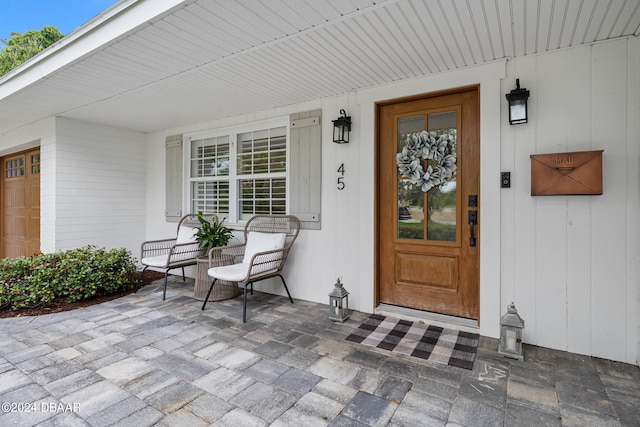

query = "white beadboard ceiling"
[1, 0, 639, 135]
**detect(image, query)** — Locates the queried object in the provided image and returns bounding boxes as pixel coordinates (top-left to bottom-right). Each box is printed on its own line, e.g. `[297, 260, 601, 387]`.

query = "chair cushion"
[141, 255, 169, 268]
[208, 263, 279, 283]
[208, 263, 251, 282]
[176, 226, 198, 244]
[142, 251, 199, 268]
[242, 232, 286, 264]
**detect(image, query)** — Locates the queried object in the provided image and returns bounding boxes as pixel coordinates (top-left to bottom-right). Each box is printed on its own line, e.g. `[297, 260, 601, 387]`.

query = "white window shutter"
[290, 110, 321, 230]
[165, 134, 183, 222]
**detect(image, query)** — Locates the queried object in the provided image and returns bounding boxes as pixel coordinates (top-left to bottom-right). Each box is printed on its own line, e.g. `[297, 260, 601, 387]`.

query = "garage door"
[1, 148, 40, 258]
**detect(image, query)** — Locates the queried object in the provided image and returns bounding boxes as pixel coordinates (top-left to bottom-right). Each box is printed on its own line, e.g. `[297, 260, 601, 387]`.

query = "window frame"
[184, 117, 290, 225]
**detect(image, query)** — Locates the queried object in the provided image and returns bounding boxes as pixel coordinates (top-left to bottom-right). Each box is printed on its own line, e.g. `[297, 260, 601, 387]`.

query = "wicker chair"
[201, 214, 300, 322]
[135, 214, 210, 300]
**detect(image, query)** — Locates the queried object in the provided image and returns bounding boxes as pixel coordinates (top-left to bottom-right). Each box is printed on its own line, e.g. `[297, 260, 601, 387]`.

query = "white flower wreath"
[396, 130, 457, 192]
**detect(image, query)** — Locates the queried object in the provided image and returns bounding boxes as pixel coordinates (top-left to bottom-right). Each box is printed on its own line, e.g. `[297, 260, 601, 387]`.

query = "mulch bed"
[0, 271, 167, 319]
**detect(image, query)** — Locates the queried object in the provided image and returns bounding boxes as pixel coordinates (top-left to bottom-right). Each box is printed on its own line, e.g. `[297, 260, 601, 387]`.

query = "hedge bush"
[0, 246, 138, 311]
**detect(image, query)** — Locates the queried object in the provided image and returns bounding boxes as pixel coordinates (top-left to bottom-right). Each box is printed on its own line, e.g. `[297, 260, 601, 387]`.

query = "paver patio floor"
[1, 277, 639, 426]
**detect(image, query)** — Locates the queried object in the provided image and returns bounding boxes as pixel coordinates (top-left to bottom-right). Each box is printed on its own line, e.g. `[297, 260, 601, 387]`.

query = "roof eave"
[0, 0, 187, 100]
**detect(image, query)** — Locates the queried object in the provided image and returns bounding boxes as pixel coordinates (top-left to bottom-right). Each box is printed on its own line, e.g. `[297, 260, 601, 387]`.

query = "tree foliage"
[0, 26, 64, 76]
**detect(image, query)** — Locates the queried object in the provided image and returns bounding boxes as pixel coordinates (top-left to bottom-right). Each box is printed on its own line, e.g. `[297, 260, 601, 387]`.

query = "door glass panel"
[427, 111, 457, 242]
[31, 153, 40, 175]
[426, 111, 457, 242]
[396, 112, 457, 242]
[398, 180, 424, 239]
[397, 116, 425, 239]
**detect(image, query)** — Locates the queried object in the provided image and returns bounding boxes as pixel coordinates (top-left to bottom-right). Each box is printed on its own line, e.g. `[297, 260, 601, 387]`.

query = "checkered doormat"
[346, 314, 480, 370]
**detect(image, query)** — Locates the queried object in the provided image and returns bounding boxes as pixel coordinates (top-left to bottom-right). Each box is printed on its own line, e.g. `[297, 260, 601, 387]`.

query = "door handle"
[468, 210, 477, 247]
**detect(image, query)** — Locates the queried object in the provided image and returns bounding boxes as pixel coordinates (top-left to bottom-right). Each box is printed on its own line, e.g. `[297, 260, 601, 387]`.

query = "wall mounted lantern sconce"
[328, 277, 350, 322]
[505, 79, 530, 125]
[498, 302, 525, 361]
[332, 109, 351, 144]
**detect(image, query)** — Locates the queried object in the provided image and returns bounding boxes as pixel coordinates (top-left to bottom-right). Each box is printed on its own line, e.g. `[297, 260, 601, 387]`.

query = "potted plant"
[194, 211, 233, 249]
[193, 212, 239, 301]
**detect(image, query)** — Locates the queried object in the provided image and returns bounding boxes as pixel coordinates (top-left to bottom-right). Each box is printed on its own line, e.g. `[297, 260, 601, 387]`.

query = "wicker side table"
[194, 255, 241, 301]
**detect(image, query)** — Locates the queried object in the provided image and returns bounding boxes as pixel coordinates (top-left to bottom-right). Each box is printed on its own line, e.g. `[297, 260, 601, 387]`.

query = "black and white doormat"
[346, 314, 480, 370]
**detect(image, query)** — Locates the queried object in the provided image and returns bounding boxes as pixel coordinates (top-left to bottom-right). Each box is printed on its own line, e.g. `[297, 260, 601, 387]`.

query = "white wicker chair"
[135, 214, 211, 300]
[201, 214, 300, 322]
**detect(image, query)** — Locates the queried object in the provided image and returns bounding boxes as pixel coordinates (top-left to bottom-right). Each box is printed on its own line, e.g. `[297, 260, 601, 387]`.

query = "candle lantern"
[505, 79, 530, 125]
[332, 109, 351, 144]
[499, 302, 525, 361]
[328, 277, 350, 322]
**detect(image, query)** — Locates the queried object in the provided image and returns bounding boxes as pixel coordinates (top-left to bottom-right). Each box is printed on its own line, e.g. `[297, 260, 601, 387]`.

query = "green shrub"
[0, 246, 137, 311]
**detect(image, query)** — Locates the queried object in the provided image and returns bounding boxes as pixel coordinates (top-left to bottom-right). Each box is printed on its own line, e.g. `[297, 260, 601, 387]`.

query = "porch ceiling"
[1, 0, 639, 135]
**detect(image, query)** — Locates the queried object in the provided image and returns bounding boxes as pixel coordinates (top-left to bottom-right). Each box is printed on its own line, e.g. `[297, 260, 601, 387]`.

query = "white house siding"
[501, 37, 640, 365]
[53, 117, 147, 257]
[144, 98, 360, 304]
[144, 61, 505, 335]
[144, 38, 639, 365]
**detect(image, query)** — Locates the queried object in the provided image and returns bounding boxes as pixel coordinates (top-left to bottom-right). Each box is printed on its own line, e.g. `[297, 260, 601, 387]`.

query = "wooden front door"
[1, 148, 40, 258]
[376, 87, 480, 320]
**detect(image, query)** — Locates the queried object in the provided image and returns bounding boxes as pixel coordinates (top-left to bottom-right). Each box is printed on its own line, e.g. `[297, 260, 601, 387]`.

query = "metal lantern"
[499, 302, 525, 361]
[505, 79, 530, 125]
[328, 277, 350, 322]
[332, 109, 351, 144]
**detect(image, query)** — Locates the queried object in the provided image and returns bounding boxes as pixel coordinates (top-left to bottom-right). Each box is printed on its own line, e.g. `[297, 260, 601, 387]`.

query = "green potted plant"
[194, 212, 233, 249]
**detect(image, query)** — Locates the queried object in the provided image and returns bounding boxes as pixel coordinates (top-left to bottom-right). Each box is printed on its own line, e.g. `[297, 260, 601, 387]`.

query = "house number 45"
[337, 163, 345, 190]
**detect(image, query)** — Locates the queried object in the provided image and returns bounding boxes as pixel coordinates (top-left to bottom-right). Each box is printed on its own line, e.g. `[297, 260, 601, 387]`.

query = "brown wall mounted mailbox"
[530, 150, 603, 196]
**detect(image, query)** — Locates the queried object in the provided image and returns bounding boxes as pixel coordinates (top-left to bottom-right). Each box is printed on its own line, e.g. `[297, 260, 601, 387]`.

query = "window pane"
[237, 153, 251, 174]
[5, 156, 25, 179]
[253, 129, 269, 152]
[270, 127, 286, 173]
[31, 154, 41, 174]
[272, 200, 286, 214]
[191, 181, 229, 217]
[239, 132, 253, 158]
[191, 136, 230, 178]
[239, 178, 286, 220]
[270, 149, 286, 173]
[191, 124, 287, 223]
[237, 126, 287, 176]
[254, 151, 269, 173]
[272, 178, 286, 198]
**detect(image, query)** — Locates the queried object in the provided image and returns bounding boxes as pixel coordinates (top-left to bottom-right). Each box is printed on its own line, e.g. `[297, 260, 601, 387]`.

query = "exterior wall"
[144, 98, 357, 301]
[500, 37, 640, 364]
[53, 117, 147, 257]
[145, 61, 505, 333]
[144, 38, 639, 364]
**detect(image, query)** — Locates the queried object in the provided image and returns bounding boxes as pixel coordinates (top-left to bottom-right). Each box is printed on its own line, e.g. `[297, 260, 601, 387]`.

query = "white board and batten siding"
[53, 117, 147, 257]
[502, 38, 640, 364]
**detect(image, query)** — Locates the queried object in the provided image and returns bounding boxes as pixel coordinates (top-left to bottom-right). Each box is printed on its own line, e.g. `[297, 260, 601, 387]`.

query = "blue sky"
[0, 0, 119, 41]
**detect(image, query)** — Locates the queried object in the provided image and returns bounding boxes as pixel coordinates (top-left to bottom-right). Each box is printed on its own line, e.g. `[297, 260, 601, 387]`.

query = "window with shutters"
[187, 120, 288, 222]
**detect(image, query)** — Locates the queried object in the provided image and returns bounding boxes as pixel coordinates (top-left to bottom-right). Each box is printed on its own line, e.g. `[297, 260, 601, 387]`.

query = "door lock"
[468, 210, 477, 247]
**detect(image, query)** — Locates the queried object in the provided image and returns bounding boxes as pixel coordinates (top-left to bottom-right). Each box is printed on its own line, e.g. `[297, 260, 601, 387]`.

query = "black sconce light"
[332, 109, 351, 144]
[505, 79, 530, 125]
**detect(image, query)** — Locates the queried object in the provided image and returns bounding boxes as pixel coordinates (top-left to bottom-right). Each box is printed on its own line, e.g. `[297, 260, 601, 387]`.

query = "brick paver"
[1, 276, 639, 426]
